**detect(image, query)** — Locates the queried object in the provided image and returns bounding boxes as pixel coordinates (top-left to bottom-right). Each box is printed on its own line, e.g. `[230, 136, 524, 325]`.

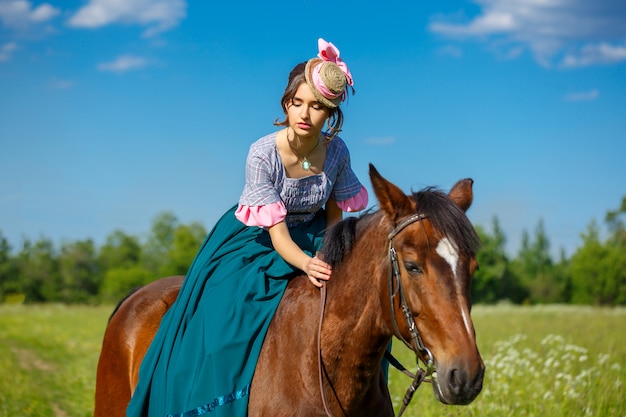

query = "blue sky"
[1, 0, 625, 258]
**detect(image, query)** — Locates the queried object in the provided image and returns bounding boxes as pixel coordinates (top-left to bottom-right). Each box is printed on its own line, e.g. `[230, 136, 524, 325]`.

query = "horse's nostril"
[473, 366, 485, 391]
[449, 368, 463, 395]
[444, 366, 484, 404]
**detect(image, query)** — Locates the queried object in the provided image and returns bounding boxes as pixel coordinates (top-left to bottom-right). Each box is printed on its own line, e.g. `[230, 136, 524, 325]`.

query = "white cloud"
[29, 2, 57, 21]
[430, 10, 516, 36]
[68, 0, 187, 38]
[564, 89, 599, 102]
[0, 41, 17, 61]
[97, 54, 148, 73]
[429, 0, 626, 68]
[562, 43, 626, 68]
[0, 0, 59, 28]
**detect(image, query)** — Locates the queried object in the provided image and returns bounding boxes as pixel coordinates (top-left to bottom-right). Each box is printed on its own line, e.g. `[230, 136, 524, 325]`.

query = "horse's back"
[95, 274, 394, 417]
[94, 276, 183, 417]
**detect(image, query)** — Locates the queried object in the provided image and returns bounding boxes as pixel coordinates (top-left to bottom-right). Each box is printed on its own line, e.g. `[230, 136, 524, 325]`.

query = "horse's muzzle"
[432, 360, 485, 405]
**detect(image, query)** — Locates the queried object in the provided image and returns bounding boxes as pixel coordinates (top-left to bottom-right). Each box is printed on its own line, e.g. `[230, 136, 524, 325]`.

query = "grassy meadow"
[0, 303, 624, 417]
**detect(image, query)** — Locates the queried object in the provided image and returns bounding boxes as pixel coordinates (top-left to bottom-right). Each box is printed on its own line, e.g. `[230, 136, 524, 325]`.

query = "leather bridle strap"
[318, 282, 340, 417]
[387, 213, 432, 357]
[387, 213, 436, 417]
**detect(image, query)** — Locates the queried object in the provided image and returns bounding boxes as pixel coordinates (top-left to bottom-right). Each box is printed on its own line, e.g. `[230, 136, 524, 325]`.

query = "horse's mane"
[321, 214, 363, 266]
[321, 187, 481, 267]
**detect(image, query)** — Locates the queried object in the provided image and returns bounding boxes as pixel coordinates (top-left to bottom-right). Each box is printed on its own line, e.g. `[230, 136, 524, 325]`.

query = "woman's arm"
[325, 198, 343, 227]
[268, 221, 332, 288]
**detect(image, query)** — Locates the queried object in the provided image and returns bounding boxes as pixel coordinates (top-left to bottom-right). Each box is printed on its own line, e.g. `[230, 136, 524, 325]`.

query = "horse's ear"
[448, 178, 474, 212]
[369, 164, 413, 220]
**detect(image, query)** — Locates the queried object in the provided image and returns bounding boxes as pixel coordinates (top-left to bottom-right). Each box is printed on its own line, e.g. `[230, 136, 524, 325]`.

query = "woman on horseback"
[127, 38, 367, 417]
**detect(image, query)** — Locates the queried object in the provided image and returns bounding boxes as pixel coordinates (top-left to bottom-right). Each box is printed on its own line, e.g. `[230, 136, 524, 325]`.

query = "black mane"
[321, 215, 363, 267]
[321, 187, 481, 267]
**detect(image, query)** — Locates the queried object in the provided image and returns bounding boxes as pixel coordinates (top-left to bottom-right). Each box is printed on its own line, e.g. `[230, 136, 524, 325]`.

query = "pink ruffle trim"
[235, 202, 287, 227]
[336, 186, 368, 212]
[236, 186, 368, 226]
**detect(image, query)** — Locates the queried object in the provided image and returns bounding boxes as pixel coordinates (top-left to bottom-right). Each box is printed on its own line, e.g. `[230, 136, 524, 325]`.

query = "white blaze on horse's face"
[436, 236, 475, 338]
[436, 237, 459, 280]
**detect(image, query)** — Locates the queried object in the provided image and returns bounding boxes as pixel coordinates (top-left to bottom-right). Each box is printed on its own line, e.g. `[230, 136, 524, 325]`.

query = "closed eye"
[291, 98, 324, 111]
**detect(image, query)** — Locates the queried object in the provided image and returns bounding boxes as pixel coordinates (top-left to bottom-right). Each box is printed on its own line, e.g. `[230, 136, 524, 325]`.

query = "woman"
[127, 38, 368, 417]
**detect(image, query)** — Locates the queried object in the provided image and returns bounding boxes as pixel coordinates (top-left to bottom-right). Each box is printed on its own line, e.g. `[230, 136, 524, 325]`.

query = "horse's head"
[369, 164, 484, 405]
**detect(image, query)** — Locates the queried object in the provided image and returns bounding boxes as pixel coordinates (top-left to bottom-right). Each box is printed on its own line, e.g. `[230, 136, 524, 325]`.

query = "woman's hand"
[303, 254, 332, 288]
[268, 222, 332, 288]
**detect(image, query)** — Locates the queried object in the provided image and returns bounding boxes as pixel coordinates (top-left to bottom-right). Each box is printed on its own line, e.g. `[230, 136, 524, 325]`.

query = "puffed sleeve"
[235, 202, 287, 227]
[330, 138, 369, 212]
[235, 139, 287, 227]
[335, 186, 368, 212]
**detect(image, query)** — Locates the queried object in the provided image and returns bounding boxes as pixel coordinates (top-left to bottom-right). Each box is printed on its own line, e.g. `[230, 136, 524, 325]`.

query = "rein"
[317, 212, 436, 417]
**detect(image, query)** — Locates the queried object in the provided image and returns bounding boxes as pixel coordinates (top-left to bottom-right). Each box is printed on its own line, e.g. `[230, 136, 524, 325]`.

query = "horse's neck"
[321, 223, 392, 395]
[326, 216, 390, 340]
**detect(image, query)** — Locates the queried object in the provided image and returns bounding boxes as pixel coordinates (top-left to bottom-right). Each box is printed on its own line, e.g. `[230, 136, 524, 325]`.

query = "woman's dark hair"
[274, 62, 345, 139]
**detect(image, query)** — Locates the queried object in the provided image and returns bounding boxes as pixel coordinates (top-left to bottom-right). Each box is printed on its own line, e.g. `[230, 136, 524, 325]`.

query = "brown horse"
[95, 165, 484, 416]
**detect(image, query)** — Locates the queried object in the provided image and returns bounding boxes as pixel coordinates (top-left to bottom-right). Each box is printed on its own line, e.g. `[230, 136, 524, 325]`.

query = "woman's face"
[286, 83, 329, 139]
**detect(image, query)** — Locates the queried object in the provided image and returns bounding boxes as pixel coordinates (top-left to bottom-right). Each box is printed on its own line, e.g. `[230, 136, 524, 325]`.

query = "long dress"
[127, 132, 367, 417]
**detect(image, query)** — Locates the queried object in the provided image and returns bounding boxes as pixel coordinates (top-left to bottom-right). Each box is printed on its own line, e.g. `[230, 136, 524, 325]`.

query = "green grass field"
[0, 304, 624, 417]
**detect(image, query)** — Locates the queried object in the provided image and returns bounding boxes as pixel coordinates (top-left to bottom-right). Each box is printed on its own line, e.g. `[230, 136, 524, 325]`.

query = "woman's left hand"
[304, 255, 332, 288]
[267, 222, 332, 288]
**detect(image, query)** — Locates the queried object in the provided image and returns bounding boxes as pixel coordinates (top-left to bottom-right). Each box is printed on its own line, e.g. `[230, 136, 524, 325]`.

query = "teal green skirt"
[127, 205, 326, 417]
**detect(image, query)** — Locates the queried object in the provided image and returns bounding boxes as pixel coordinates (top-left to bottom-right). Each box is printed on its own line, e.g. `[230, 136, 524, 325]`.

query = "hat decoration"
[305, 38, 354, 108]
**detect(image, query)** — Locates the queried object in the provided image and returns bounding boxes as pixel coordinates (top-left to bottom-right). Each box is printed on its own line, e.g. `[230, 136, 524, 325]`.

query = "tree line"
[1, 197, 625, 306]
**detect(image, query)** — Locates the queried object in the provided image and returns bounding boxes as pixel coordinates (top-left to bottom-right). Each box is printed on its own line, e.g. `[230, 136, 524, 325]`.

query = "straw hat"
[304, 58, 349, 108]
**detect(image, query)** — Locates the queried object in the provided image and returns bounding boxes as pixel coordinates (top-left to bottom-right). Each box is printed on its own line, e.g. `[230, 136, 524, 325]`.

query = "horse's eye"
[404, 262, 423, 275]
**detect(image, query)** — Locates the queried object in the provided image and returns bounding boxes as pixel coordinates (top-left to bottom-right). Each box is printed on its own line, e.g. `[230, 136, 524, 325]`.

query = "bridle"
[317, 212, 436, 417]
[386, 213, 436, 416]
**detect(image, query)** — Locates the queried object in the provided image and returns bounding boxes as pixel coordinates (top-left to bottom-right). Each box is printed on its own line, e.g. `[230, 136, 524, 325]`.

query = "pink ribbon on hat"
[317, 38, 353, 86]
[311, 38, 353, 101]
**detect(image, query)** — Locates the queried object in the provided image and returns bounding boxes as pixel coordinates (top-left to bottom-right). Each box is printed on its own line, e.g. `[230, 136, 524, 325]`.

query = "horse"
[94, 164, 484, 417]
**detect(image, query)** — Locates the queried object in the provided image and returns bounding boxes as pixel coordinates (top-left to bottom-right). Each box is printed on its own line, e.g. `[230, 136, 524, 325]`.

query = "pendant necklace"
[287, 129, 320, 171]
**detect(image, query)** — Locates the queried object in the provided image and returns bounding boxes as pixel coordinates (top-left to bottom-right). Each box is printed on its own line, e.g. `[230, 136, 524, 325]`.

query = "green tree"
[98, 230, 147, 302]
[0, 231, 20, 302]
[158, 222, 206, 278]
[16, 237, 61, 302]
[142, 211, 179, 275]
[569, 197, 626, 306]
[553, 248, 572, 303]
[98, 230, 142, 269]
[605, 196, 626, 247]
[58, 239, 101, 303]
[511, 219, 564, 303]
[569, 220, 626, 305]
[606, 196, 626, 304]
[100, 265, 154, 303]
[472, 217, 527, 303]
